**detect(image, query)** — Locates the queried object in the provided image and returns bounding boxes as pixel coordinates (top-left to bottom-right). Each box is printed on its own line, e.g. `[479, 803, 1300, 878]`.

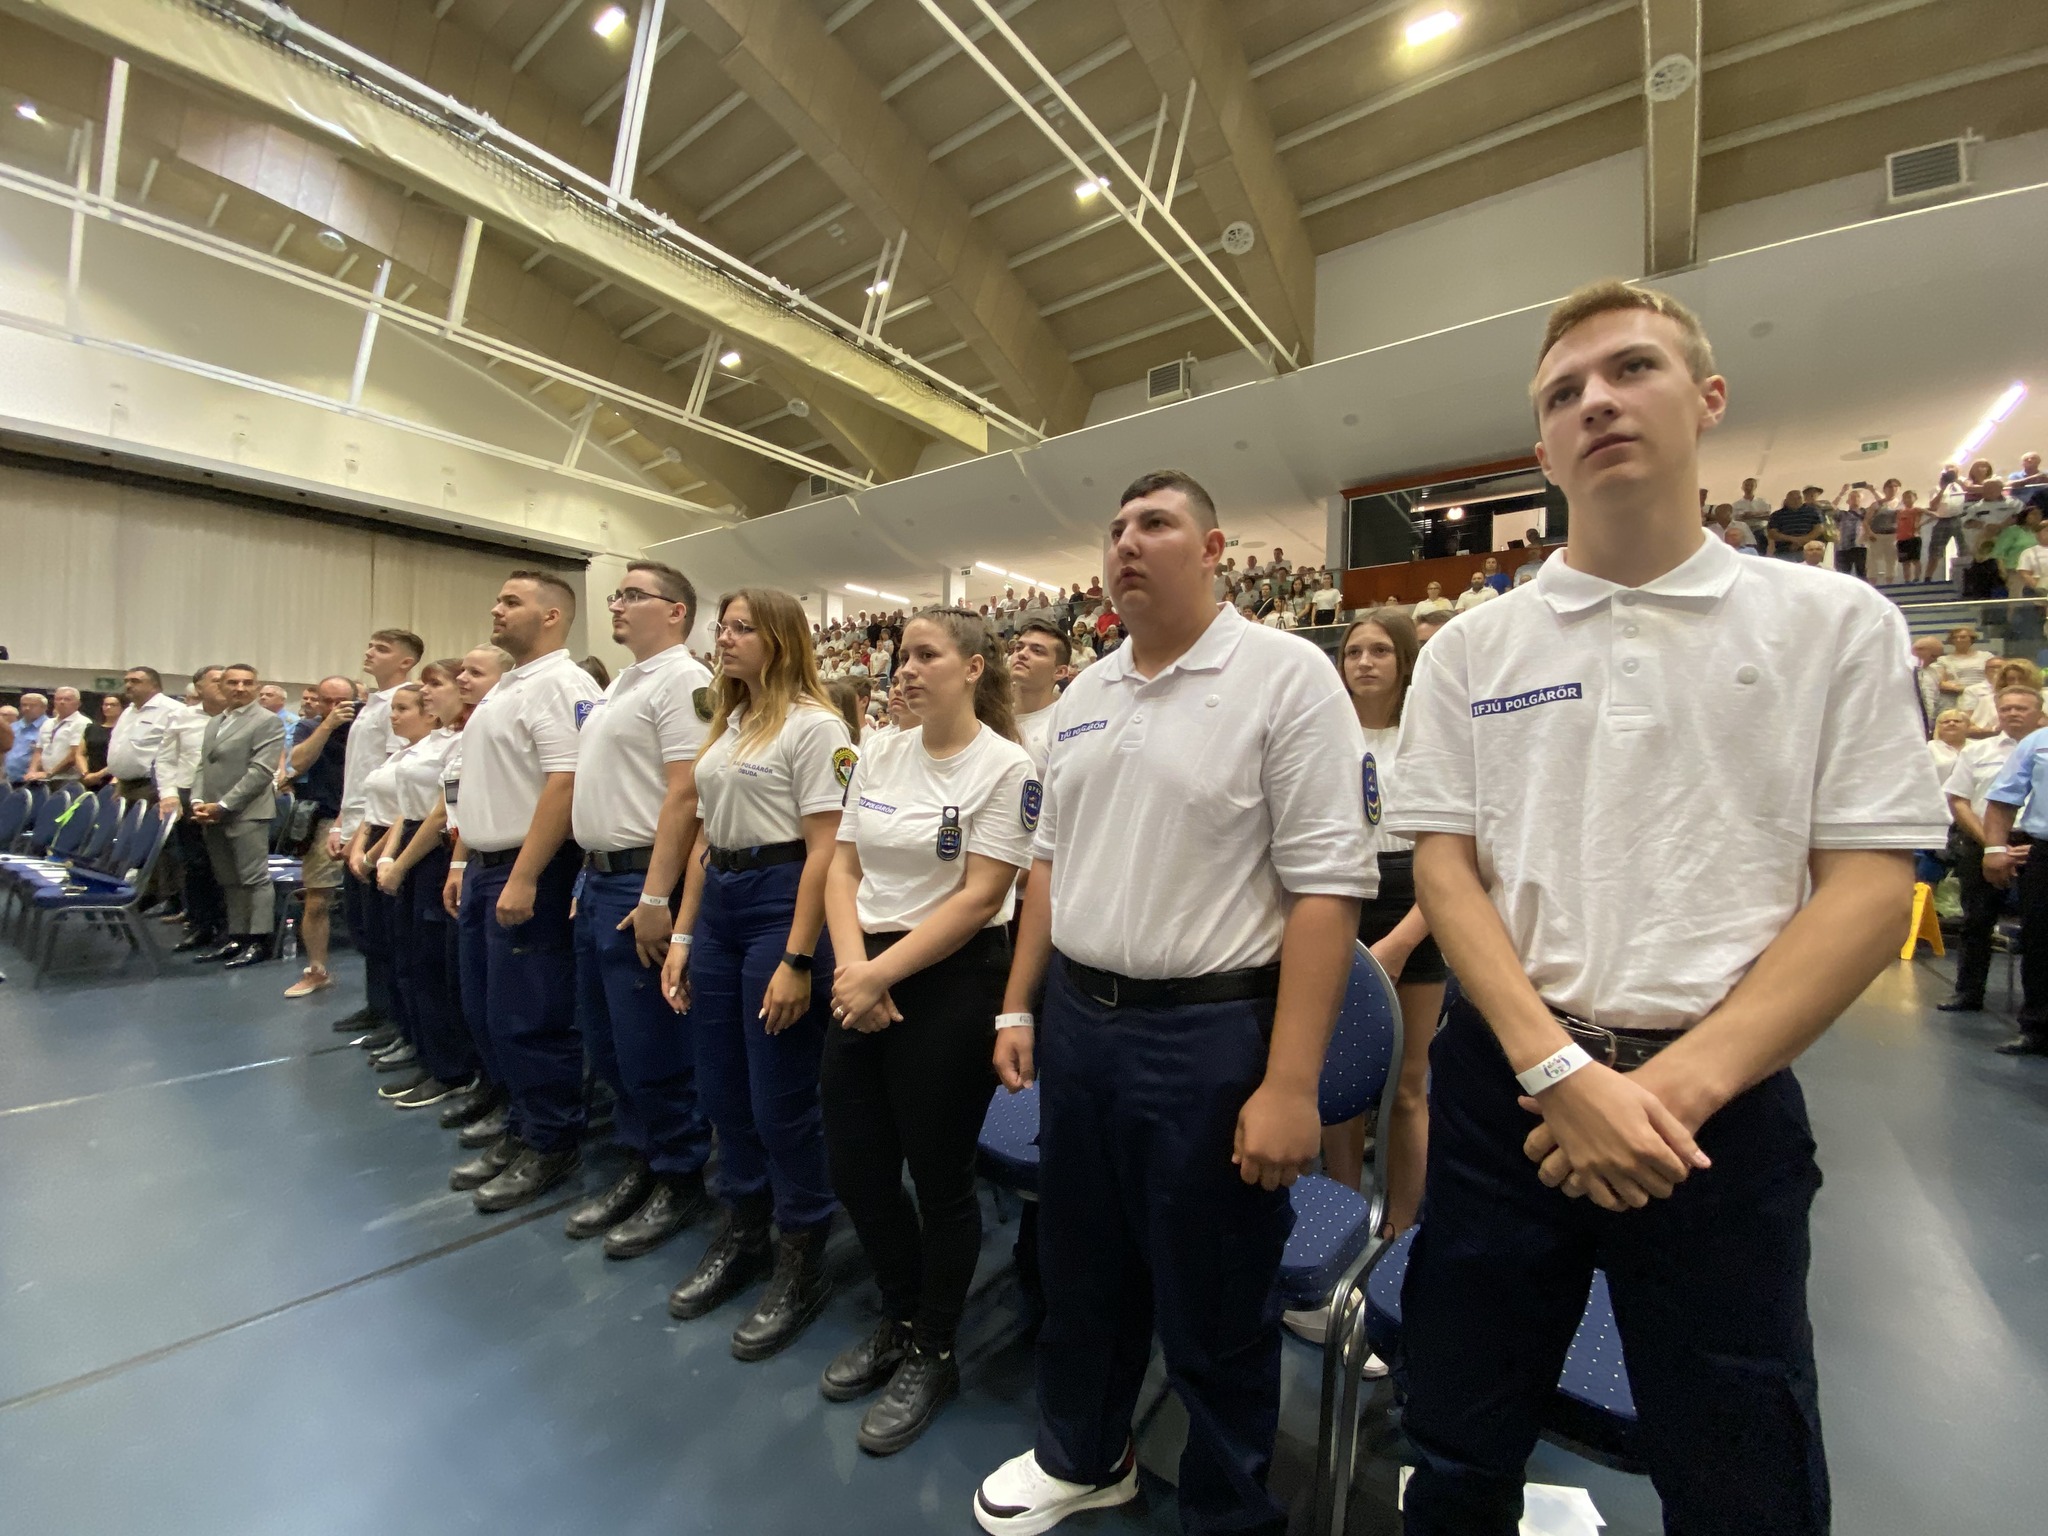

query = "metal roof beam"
[1642, 0, 1703, 276]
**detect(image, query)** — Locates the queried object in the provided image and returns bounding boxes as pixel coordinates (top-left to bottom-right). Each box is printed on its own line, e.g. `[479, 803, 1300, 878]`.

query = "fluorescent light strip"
[1953, 381, 2028, 462]
[846, 583, 878, 595]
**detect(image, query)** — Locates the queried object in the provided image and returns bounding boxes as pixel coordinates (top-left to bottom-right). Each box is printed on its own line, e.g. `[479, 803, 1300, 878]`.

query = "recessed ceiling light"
[1405, 10, 1461, 47]
[718, 349, 742, 368]
[15, 101, 42, 123]
[1074, 176, 1110, 200]
[315, 228, 347, 251]
[593, 6, 629, 39]
[864, 279, 889, 296]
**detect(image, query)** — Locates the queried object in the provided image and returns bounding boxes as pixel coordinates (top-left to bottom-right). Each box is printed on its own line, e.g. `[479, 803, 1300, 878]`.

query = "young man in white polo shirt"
[1388, 282, 1948, 1534]
[1007, 619, 1068, 776]
[446, 572, 604, 1210]
[973, 470, 1374, 1536]
[562, 561, 716, 1258]
[328, 628, 421, 1038]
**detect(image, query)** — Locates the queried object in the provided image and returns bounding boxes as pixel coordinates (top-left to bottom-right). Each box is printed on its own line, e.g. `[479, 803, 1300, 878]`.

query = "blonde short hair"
[1935, 708, 1973, 727]
[1532, 278, 1717, 397]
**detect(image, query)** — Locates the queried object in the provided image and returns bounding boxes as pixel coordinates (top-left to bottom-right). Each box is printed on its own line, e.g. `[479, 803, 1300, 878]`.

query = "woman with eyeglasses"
[662, 588, 856, 1361]
[816, 608, 1035, 1454]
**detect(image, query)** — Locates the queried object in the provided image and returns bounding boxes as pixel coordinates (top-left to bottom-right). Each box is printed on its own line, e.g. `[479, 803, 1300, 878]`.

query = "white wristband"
[449, 860, 468, 870]
[1515, 1043, 1594, 1097]
[669, 932, 693, 947]
[638, 893, 671, 908]
[1984, 845, 2010, 855]
[376, 857, 395, 867]
[995, 1012, 1035, 1032]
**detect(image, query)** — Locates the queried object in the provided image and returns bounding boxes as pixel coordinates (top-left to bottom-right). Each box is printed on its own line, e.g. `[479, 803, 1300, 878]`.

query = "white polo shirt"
[39, 710, 88, 779]
[1015, 702, 1057, 776]
[1452, 585, 1495, 612]
[154, 703, 209, 796]
[571, 644, 713, 853]
[1032, 604, 1376, 979]
[391, 728, 458, 823]
[361, 753, 404, 830]
[1389, 531, 1950, 1031]
[695, 701, 855, 850]
[838, 724, 1036, 932]
[107, 693, 184, 782]
[441, 733, 467, 836]
[337, 685, 404, 837]
[1943, 732, 2022, 821]
[457, 649, 603, 853]
[1359, 723, 1412, 857]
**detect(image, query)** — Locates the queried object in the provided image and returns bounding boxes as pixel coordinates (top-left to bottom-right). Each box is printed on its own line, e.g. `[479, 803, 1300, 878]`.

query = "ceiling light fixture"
[846, 583, 879, 596]
[1445, 506, 1466, 521]
[1953, 381, 2028, 462]
[15, 101, 42, 122]
[877, 590, 910, 605]
[1405, 10, 1462, 47]
[1074, 176, 1110, 200]
[315, 228, 347, 251]
[864, 279, 890, 297]
[718, 349, 743, 368]
[974, 560, 1008, 575]
[593, 6, 629, 39]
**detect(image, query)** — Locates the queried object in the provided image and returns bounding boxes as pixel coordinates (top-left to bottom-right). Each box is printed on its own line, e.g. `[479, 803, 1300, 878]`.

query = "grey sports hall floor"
[2, 932, 2044, 1536]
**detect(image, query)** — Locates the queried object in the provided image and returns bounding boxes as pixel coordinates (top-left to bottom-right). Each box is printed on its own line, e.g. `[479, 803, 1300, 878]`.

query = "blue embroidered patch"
[1021, 778, 1042, 832]
[1471, 683, 1583, 718]
[936, 806, 962, 862]
[1056, 718, 1109, 743]
[574, 699, 596, 728]
[1361, 755, 1382, 826]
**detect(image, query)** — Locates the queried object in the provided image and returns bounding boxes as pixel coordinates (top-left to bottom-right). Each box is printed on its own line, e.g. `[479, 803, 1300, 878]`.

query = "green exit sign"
[94, 676, 121, 691]
[1859, 438, 1889, 455]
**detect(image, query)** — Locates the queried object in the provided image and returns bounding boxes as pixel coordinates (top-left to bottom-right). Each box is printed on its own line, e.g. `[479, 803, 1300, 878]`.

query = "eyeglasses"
[713, 619, 757, 639]
[606, 587, 672, 607]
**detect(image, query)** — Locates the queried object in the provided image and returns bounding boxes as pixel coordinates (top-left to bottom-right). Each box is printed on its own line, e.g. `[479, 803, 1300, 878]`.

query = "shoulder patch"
[574, 699, 596, 729]
[1020, 777, 1042, 833]
[1361, 754, 1382, 826]
[831, 745, 858, 790]
[692, 686, 713, 722]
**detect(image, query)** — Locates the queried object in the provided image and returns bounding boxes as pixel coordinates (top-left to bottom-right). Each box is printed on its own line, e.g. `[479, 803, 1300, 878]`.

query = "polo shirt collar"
[1534, 529, 1741, 616]
[509, 647, 572, 680]
[623, 643, 686, 679]
[1099, 602, 1249, 684]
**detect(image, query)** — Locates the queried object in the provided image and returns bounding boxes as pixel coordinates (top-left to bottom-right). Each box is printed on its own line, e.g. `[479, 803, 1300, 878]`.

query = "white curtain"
[0, 458, 581, 686]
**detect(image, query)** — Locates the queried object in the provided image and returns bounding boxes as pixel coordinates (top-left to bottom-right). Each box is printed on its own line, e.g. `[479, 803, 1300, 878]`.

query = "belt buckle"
[1559, 1011, 1619, 1068]
[1079, 967, 1117, 1008]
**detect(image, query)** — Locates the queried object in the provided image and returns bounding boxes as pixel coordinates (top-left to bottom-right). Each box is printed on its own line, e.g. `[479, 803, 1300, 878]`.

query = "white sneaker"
[1284, 1304, 1388, 1377]
[973, 1445, 1139, 1535]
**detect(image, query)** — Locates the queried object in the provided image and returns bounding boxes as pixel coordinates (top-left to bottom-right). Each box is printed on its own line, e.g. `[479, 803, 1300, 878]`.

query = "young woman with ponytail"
[815, 607, 1037, 1455]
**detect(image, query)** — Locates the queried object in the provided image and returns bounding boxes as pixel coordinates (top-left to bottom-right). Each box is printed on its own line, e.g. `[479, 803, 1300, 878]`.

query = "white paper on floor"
[1396, 1469, 1604, 1534]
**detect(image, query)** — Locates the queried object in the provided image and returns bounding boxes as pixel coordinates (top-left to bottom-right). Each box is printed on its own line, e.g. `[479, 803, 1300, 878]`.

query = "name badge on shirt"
[444, 779, 460, 806]
[936, 806, 962, 861]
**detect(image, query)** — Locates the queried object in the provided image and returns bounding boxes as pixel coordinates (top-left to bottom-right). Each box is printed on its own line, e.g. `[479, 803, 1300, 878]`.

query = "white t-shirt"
[1389, 532, 1950, 1031]
[1928, 739, 1961, 780]
[361, 752, 404, 829]
[1312, 585, 1341, 613]
[1413, 597, 1453, 615]
[1943, 732, 2022, 821]
[1032, 604, 1377, 978]
[1015, 702, 1057, 777]
[38, 711, 88, 778]
[107, 693, 185, 782]
[457, 649, 604, 853]
[391, 728, 458, 823]
[338, 685, 403, 837]
[695, 700, 856, 850]
[1935, 650, 1992, 719]
[1452, 585, 1495, 612]
[441, 733, 466, 836]
[1359, 723, 1411, 856]
[571, 645, 712, 852]
[837, 725, 1036, 932]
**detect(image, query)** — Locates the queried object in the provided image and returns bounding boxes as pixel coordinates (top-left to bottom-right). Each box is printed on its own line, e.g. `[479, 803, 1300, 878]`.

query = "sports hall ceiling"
[1, 0, 2043, 523]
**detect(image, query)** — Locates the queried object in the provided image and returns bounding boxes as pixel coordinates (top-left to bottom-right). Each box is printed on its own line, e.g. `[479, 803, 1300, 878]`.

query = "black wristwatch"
[780, 950, 813, 973]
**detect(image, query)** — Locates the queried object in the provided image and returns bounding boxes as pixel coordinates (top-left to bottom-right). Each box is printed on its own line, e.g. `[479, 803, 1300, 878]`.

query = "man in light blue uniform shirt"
[4, 693, 48, 782]
[1976, 728, 2048, 1055]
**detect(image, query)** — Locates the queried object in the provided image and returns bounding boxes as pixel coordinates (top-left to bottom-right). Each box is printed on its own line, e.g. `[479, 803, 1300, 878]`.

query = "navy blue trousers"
[463, 847, 585, 1153]
[391, 838, 475, 1086]
[1033, 956, 1294, 1536]
[453, 864, 504, 1089]
[1398, 997, 1828, 1536]
[344, 865, 395, 1025]
[574, 867, 711, 1178]
[691, 860, 836, 1233]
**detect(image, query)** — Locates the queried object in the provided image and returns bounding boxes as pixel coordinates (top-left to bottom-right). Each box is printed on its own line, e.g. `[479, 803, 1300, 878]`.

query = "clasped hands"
[1518, 1057, 1714, 1212]
[828, 957, 900, 1034]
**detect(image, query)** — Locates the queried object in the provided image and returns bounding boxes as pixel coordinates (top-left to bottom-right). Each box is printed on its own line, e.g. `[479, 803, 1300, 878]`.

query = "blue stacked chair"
[0, 785, 28, 851]
[976, 1078, 1041, 1196]
[266, 789, 305, 949]
[0, 790, 99, 937]
[29, 806, 177, 986]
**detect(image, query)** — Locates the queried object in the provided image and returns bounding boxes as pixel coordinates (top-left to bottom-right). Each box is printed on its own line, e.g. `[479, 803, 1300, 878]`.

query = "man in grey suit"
[189, 663, 287, 969]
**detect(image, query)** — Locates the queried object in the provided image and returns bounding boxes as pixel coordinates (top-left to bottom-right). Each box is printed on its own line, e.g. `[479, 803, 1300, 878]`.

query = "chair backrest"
[78, 798, 122, 863]
[269, 789, 295, 852]
[23, 788, 66, 853]
[0, 785, 26, 848]
[126, 808, 176, 889]
[94, 800, 149, 873]
[48, 792, 98, 860]
[1320, 941, 1402, 1127]
[95, 781, 118, 817]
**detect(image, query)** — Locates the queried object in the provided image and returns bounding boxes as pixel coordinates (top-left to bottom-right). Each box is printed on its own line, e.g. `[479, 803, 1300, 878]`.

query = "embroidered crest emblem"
[574, 700, 595, 729]
[1362, 754, 1382, 826]
[692, 686, 713, 722]
[936, 806, 963, 861]
[831, 746, 857, 790]
[1021, 778, 1042, 832]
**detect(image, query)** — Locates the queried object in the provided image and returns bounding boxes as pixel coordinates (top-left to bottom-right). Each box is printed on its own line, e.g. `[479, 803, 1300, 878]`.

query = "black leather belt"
[1549, 1008, 1684, 1071]
[706, 840, 805, 873]
[472, 846, 521, 869]
[1062, 955, 1281, 1010]
[586, 845, 655, 874]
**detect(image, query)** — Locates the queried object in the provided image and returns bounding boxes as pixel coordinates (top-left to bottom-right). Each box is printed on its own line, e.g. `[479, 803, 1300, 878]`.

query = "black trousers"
[2016, 837, 2048, 1037]
[820, 927, 1006, 1353]
[343, 859, 395, 1025]
[173, 805, 226, 935]
[1833, 545, 1866, 578]
[1399, 998, 1827, 1536]
[1953, 837, 2002, 1005]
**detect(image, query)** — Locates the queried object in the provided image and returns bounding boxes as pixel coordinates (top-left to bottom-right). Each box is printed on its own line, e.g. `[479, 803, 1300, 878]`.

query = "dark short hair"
[1119, 468, 1218, 531]
[124, 665, 163, 688]
[1015, 618, 1072, 667]
[1414, 610, 1451, 630]
[506, 569, 578, 619]
[222, 662, 260, 678]
[190, 665, 224, 686]
[370, 627, 425, 661]
[627, 560, 699, 633]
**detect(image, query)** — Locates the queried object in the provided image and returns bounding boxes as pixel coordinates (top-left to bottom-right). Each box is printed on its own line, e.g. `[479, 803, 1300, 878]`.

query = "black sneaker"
[1936, 997, 1985, 1013]
[858, 1346, 959, 1456]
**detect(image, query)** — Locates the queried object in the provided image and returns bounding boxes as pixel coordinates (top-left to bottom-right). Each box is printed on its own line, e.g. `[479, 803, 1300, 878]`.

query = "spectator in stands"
[5, 693, 47, 782]
[80, 693, 122, 786]
[2012, 451, 2046, 490]
[1895, 489, 1926, 582]
[1766, 489, 1820, 559]
[1832, 487, 1868, 579]
[1936, 626, 1994, 715]
[1452, 572, 1495, 611]
[1929, 709, 1972, 778]
[1731, 477, 1772, 540]
[188, 664, 287, 969]
[1310, 572, 1341, 626]
[258, 683, 295, 731]
[1960, 534, 2005, 601]
[1723, 524, 1757, 554]
[26, 687, 88, 783]
[106, 667, 181, 805]
[1415, 609, 1451, 645]
[1926, 467, 1969, 578]
[1865, 488, 1900, 584]
[1971, 659, 2042, 734]
[1911, 636, 1946, 731]
[1801, 539, 1827, 566]
[1976, 726, 2048, 1055]
[1413, 580, 1452, 616]
[1941, 685, 2046, 1015]
[1710, 504, 1754, 551]
[1480, 556, 1509, 594]
[282, 676, 359, 999]
[1287, 576, 1313, 625]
